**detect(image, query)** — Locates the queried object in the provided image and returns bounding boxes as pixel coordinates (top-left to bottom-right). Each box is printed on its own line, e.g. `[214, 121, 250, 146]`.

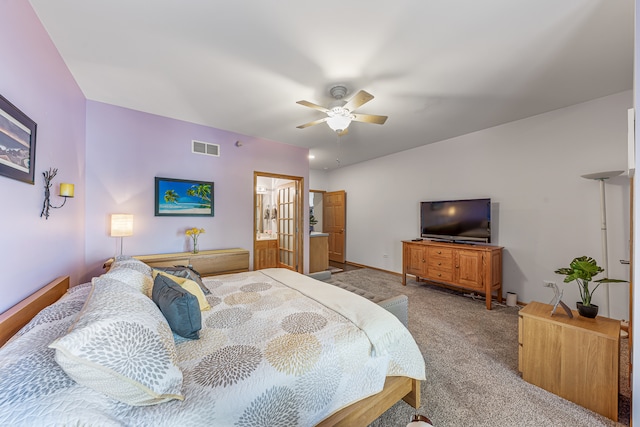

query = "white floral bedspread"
[0, 269, 425, 426]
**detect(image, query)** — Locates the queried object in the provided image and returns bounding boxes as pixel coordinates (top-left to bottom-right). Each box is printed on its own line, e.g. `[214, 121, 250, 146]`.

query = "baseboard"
[343, 261, 402, 277]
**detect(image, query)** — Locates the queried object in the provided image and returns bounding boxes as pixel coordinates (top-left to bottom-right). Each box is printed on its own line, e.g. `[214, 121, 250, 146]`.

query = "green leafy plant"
[554, 256, 627, 307]
[309, 207, 318, 226]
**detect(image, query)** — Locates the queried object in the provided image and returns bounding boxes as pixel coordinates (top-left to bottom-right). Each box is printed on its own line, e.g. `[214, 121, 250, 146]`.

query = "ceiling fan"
[296, 85, 388, 135]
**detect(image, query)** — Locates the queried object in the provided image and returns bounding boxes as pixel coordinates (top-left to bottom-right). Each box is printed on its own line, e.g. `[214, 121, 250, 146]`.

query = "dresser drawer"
[191, 251, 250, 276]
[427, 247, 453, 260]
[426, 246, 453, 281]
[426, 268, 453, 282]
[427, 257, 453, 270]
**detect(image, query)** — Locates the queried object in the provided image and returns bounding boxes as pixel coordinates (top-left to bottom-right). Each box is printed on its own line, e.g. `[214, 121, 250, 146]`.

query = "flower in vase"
[185, 227, 205, 253]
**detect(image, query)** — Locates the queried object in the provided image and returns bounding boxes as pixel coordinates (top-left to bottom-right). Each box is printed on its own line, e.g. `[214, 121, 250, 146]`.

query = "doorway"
[254, 172, 304, 273]
[310, 190, 325, 233]
[324, 190, 346, 263]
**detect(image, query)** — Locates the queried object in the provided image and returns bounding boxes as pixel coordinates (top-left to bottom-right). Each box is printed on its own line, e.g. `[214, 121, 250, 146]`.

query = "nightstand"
[518, 301, 619, 421]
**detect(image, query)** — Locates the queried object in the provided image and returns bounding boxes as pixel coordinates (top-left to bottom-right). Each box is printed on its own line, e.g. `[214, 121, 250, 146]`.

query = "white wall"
[310, 169, 329, 191]
[631, 1, 640, 416]
[318, 91, 632, 320]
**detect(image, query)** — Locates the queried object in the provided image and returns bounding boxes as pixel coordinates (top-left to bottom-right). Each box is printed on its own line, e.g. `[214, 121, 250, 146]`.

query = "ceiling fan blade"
[296, 117, 328, 129]
[296, 100, 330, 113]
[352, 113, 388, 125]
[343, 90, 374, 112]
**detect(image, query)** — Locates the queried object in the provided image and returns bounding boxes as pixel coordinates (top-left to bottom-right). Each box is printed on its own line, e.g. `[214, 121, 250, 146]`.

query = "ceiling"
[29, 0, 633, 170]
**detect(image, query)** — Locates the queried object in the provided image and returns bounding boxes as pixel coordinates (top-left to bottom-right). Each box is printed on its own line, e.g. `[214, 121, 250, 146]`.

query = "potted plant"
[554, 256, 627, 318]
[309, 207, 318, 232]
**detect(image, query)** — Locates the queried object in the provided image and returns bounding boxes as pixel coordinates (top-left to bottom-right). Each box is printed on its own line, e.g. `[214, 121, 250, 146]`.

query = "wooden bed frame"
[318, 375, 420, 426]
[0, 275, 420, 426]
[0, 276, 69, 347]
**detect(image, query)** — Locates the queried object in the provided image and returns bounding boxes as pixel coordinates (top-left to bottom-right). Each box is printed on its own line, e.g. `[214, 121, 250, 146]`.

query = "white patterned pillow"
[49, 275, 184, 406]
[0, 284, 90, 405]
[104, 256, 153, 295]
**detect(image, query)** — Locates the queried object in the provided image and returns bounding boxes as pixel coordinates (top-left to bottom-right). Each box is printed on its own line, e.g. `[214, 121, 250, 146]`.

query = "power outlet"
[543, 280, 556, 288]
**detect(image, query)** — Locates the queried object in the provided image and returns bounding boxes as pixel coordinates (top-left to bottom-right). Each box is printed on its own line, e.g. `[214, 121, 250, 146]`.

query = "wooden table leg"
[485, 283, 492, 310]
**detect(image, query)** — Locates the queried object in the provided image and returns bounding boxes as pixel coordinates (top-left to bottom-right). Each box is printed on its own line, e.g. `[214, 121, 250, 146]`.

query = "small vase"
[192, 239, 199, 254]
[576, 302, 598, 318]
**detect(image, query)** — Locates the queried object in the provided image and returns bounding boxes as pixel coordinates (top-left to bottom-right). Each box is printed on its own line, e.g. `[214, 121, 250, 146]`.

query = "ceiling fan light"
[326, 115, 352, 131]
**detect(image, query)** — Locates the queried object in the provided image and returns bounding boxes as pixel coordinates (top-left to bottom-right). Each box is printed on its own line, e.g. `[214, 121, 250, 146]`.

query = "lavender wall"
[84, 101, 309, 281]
[0, 1, 86, 313]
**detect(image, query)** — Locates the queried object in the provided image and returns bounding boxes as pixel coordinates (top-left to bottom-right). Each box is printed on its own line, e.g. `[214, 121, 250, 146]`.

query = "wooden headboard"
[0, 276, 70, 347]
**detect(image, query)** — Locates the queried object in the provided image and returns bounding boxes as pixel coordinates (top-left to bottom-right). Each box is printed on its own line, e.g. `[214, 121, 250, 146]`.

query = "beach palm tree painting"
[155, 177, 214, 216]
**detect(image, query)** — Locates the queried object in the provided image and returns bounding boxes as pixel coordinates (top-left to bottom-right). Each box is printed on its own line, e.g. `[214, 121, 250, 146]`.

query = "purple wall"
[0, 0, 85, 312]
[1, 2, 310, 313]
[0, 1, 86, 313]
[84, 101, 310, 281]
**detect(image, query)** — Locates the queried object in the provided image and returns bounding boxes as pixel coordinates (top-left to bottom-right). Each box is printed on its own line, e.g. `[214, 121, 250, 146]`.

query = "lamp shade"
[59, 183, 74, 197]
[326, 115, 352, 131]
[110, 214, 134, 237]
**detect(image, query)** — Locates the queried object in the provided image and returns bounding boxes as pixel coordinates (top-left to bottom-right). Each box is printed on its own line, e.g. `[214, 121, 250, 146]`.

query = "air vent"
[192, 140, 220, 157]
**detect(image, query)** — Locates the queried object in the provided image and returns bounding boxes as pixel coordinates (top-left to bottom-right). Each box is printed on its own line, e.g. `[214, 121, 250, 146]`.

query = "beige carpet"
[327, 268, 629, 427]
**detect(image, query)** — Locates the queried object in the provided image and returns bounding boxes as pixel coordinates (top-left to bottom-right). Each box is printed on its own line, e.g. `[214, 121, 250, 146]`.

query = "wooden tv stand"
[402, 240, 503, 310]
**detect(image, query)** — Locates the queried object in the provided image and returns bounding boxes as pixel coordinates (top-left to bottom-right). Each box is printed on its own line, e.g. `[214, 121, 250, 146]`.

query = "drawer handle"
[437, 251, 442, 254]
[437, 262, 441, 266]
[438, 273, 442, 277]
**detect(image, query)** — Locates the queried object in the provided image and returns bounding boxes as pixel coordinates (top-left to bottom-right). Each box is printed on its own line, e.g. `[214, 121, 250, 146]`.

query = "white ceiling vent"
[192, 140, 220, 157]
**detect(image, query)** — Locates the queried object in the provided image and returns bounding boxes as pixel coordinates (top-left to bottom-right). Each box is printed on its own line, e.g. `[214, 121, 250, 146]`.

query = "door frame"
[324, 190, 346, 263]
[253, 171, 304, 273]
[310, 189, 326, 232]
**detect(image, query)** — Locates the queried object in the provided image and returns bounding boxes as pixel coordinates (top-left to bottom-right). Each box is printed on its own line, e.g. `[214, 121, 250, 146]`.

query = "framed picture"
[0, 94, 37, 184]
[155, 177, 214, 217]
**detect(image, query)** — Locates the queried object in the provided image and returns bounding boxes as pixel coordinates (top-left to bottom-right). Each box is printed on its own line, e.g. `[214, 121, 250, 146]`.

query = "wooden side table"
[104, 248, 250, 277]
[518, 301, 620, 421]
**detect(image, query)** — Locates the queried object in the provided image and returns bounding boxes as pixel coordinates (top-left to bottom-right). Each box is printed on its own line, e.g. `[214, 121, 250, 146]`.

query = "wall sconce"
[110, 214, 134, 256]
[40, 167, 74, 220]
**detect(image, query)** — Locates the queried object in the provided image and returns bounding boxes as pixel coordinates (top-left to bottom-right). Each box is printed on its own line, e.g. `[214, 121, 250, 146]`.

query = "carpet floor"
[327, 268, 630, 427]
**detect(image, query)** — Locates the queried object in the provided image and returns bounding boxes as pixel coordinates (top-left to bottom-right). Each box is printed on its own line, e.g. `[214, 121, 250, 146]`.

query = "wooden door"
[324, 190, 346, 263]
[255, 240, 277, 270]
[455, 249, 483, 290]
[253, 172, 304, 273]
[277, 182, 298, 271]
[629, 177, 634, 390]
[405, 243, 426, 277]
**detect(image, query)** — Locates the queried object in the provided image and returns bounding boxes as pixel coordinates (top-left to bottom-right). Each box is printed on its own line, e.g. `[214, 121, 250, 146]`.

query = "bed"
[0, 257, 425, 426]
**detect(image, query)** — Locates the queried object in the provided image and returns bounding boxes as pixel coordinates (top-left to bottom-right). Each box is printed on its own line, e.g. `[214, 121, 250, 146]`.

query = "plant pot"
[576, 302, 598, 318]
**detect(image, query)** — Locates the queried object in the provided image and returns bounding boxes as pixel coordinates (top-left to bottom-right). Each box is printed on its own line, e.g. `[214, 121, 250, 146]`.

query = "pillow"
[152, 274, 202, 339]
[49, 276, 184, 406]
[152, 270, 211, 311]
[0, 284, 91, 419]
[111, 255, 153, 275]
[104, 256, 153, 295]
[153, 265, 210, 295]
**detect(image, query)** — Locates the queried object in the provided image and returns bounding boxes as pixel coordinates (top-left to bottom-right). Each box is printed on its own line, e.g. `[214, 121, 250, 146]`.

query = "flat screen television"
[420, 198, 491, 243]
